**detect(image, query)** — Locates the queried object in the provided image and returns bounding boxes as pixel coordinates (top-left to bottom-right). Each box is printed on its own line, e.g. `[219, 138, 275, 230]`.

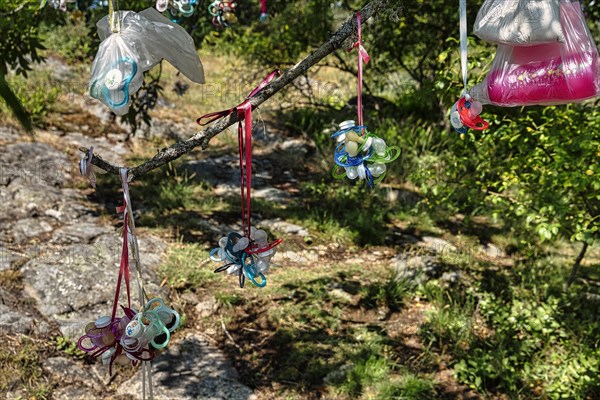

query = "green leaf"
[0, 74, 33, 133]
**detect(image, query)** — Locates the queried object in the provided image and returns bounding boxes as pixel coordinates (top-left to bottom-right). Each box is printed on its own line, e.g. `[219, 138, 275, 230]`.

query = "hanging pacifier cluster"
[156, 0, 198, 21]
[44, 0, 75, 11]
[331, 120, 399, 187]
[76, 168, 179, 398]
[198, 70, 283, 288]
[210, 228, 281, 288]
[208, 0, 238, 27]
[331, 12, 399, 187]
[450, 0, 489, 134]
[77, 298, 180, 369]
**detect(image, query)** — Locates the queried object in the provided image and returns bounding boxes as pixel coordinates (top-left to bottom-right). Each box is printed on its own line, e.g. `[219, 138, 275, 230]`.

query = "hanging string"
[349, 12, 370, 133]
[238, 102, 252, 236]
[459, 0, 468, 97]
[197, 69, 280, 237]
[110, 210, 131, 321]
[260, 0, 267, 19]
[119, 169, 153, 400]
[108, 0, 120, 33]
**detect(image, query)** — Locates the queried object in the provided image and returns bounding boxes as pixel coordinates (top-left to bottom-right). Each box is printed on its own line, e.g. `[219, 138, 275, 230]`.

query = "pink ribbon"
[197, 70, 280, 237]
[349, 11, 370, 130]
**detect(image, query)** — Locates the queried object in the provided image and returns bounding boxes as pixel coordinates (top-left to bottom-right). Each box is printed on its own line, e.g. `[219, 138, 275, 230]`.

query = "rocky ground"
[0, 123, 258, 399]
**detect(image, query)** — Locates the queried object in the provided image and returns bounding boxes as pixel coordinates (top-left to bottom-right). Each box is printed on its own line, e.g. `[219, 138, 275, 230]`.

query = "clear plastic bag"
[89, 34, 142, 115]
[470, 1, 600, 107]
[90, 8, 204, 114]
[474, 0, 564, 46]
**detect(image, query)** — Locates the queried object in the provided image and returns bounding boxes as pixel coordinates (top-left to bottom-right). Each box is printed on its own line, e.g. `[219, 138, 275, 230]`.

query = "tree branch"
[81, 0, 390, 182]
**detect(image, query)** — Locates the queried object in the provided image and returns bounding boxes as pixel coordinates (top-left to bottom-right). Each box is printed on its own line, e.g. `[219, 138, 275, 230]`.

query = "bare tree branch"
[80, 0, 390, 182]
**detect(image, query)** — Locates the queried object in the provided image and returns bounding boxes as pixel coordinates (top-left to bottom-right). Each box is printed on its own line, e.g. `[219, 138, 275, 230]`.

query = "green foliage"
[419, 284, 477, 356]
[0, 0, 47, 131]
[359, 276, 410, 312]
[335, 355, 393, 398]
[420, 253, 600, 399]
[0, 72, 60, 127]
[208, 0, 336, 66]
[298, 181, 391, 245]
[375, 372, 436, 400]
[215, 292, 244, 308]
[55, 336, 85, 358]
[134, 162, 197, 211]
[41, 13, 92, 63]
[159, 243, 215, 290]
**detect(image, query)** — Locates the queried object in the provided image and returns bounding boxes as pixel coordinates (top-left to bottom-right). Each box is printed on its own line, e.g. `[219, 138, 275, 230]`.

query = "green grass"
[158, 243, 216, 290]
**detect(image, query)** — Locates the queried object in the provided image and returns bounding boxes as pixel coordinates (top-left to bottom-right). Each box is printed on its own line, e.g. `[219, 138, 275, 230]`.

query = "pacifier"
[174, 0, 195, 17]
[156, 0, 169, 12]
[450, 95, 489, 133]
[90, 57, 138, 110]
[209, 0, 238, 27]
[77, 315, 117, 352]
[211, 228, 282, 288]
[331, 120, 400, 187]
[143, 298, 180, 333]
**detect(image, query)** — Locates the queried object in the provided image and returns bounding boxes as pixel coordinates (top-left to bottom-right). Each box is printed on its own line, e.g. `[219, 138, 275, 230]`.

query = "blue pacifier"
[90, 57, 138, 110]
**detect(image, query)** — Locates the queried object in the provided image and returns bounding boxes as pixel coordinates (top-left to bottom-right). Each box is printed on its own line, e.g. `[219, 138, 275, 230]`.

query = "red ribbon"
[349, 11, 370, 130]
[197, 69, 280, 236]
[112, 203, 132, 321]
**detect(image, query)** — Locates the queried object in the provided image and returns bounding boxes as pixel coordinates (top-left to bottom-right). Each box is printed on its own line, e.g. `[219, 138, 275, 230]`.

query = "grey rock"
[42, 357, 97, 387]
[51, 386, 99, 400]
[276, 138, 311, 155]
[252, 187, 290, 202]
[195, 296, 219, 317]
[51, 222, 112, 244]
[392, 255, 442, 284]
[440, 271, 466, 285]
[0, 142, 72, 187]
[185, 155, 271, 187]
[421, 236, 457, 254]
[478, 243, 506, 259]
[12, 218, 54, 244]
[277, 250, 309, 264]
[0, 303, 33, 334]
[0, 180, 90, 225]
[384, 188, 421, 206]
[117, 334, 255, 400]
[330, 288, 354, 302]
[0, 125, 22, 144]
[22, 232, 165, 338]
[260, 219, 308, 236]
[0, 242, 20, 271]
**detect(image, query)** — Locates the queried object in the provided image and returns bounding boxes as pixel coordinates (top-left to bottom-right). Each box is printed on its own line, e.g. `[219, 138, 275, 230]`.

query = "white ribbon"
[459, 0, 469, 99]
